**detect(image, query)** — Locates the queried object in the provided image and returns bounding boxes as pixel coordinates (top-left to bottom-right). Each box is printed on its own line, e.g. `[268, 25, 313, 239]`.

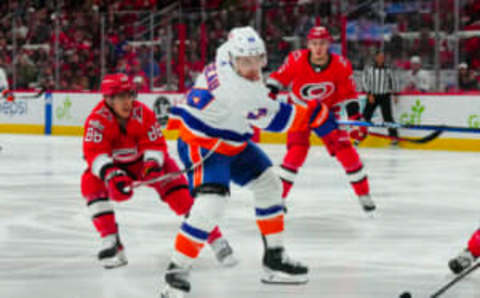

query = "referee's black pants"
[363, 93, 398, 138]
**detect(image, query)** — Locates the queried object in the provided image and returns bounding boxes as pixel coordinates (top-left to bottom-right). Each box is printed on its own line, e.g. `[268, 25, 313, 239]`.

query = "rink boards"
[1, 91, 480, 151]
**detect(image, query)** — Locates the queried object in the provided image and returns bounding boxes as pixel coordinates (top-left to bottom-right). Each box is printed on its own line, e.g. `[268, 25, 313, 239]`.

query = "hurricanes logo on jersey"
[299, 82, 335, 101]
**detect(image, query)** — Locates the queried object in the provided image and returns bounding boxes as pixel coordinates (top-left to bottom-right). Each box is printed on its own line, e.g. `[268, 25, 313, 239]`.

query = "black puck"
[399, 292, 412, 298]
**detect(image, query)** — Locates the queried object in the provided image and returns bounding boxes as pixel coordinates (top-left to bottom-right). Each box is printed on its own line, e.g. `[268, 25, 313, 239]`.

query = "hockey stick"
[131, 140, 221, 189]
[367, 130, 443, 144]
[1, 89, 45, 101]
[14, 89, 46, 100]
[429, 262, 480, 298]
[338, 120, 480, 134]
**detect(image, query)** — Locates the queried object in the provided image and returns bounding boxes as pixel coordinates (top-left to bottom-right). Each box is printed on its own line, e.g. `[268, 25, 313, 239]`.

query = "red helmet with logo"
[307, 26, 332, 41]
[100, 73, 134, 97]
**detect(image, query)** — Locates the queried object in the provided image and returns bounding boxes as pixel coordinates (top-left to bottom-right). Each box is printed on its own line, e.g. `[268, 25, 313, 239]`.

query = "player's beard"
[238, 68, 261, 82]
[244, 71, 260, 81]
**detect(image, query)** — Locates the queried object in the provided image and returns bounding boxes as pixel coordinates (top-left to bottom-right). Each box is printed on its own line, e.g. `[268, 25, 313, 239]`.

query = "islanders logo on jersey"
[299, 82, 335, 101]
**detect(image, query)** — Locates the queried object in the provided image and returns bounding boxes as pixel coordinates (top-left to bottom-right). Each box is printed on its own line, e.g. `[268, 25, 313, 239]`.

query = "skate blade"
[360, 203, 376, 218]
[160, 285, 186, 298]
[261, 269, 309, 285]
[101, 251, 128, 269]
[364, 209, 376, 219]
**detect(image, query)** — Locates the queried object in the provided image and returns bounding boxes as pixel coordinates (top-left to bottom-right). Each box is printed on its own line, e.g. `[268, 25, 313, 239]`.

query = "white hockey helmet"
[227, 26, 267, 67]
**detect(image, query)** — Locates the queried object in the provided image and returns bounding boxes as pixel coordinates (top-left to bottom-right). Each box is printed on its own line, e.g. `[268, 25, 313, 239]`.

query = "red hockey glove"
[348, 114, 368, 142]
[350, 126, 368, 142]
[344, 101, 368, 142]
[141, 159, 163, 182]
[105, 168, 133, 202]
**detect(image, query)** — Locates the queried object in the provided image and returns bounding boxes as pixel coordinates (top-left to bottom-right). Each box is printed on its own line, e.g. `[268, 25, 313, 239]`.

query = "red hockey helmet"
[307, 26, 332, 41]
[100, 73, 134, 97]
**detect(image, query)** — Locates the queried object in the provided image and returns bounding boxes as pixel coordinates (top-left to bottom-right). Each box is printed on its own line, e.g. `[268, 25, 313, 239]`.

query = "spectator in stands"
[458, 62, 479, 91]
[16, 53, 37, 89]
[132, 75, 149, 92]
[412, 27, 434, 66]
[2, 0, 478, 92]
[130, 60, 149, 91]
[388, 27, 403, 60]
[403, 56, 430, 93]
[0, 56, 8, 92]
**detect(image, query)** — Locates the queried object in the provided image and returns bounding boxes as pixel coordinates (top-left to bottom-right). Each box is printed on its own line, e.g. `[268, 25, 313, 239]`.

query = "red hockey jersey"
[83, 100, 167, 178]
[268, 49, 357, 108]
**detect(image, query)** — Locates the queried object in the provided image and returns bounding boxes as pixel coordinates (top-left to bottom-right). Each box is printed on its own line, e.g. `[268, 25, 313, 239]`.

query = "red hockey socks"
[335, 147, 370, 196]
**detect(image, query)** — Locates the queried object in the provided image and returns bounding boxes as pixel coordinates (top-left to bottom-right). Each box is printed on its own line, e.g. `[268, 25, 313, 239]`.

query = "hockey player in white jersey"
[160, 26, 338, 297]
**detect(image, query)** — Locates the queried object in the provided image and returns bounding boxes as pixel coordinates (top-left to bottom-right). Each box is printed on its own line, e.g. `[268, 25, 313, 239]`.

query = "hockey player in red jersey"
[266, 26, 375, 212]
[81, 73, 236, 269]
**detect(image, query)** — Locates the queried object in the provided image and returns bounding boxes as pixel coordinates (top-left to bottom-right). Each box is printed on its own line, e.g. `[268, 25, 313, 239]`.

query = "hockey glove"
[141, 159, 164, 182]
[309, 102, 338, 137]
[345, 101, 368, 142]
[349, 123, 368, 142]
[105, 168, 133, 202]
[266, 83, 280, 100]
[312, 111, 338, 137]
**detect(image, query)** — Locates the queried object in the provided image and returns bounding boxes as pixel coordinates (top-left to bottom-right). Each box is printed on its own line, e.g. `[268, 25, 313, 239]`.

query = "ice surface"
[1, 134, 480, 298]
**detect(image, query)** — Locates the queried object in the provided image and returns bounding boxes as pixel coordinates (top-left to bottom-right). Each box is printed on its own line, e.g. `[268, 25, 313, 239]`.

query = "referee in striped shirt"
[362, 51, 399, 143]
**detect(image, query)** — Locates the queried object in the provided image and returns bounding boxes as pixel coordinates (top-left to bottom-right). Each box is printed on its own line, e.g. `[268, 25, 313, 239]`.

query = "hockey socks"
[87, 197, 118, 237]
[278, 165, 297, 199]
[335, 147, 370, 197]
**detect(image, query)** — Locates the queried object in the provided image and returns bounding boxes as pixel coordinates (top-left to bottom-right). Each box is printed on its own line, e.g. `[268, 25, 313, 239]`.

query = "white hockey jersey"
[170, 42, 312, 156]
[0, 67, 8, 91]
[404, 69, 430, 92]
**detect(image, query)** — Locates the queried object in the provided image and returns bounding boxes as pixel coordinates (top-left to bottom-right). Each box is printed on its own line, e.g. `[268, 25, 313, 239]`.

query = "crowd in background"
[0, 0, 478, 91]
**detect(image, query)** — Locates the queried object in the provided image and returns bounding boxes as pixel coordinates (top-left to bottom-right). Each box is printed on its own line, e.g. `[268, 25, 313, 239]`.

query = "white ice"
[1, 134, 480, 298]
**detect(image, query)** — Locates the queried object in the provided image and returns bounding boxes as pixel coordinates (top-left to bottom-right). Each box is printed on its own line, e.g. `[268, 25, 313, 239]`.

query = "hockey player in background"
[81, 73, 236, 269]
[160, 26, 338, 297]
[448, 229, 480, 274]
[266, 26, 375, 213]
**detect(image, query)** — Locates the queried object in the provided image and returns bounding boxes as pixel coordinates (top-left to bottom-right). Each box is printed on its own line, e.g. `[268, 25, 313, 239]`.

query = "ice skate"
[210, 237, 238, 267]
[449, 249, 475, 274]
[261, 247, 308, 284]
[358, 194, 376, 213]
[98, 234, 127, 269]
[160, 262, 190, 298]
